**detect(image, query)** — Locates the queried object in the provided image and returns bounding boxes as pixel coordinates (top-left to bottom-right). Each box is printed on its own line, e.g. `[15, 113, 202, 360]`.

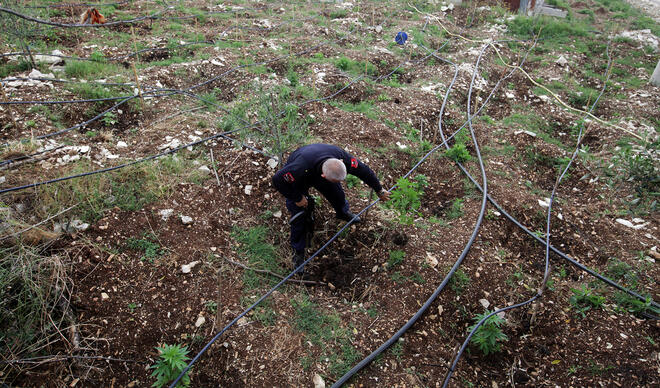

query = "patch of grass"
[64, 60, 121, 79]
[292, 294, 360, 378]
[330, 100, 380, 120]
[449, 269, 470, 294]
[334, 55, 377, 76]
[124, 232, 165, 263]
[445, 198, 464, 220]
[0, 244, 71, 362]
[232, 226, 282, 290]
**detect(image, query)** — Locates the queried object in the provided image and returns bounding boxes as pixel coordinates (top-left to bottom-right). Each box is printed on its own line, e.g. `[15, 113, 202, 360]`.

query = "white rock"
[375, 25, 382, 33]
[479, 299, 490, 309]
[396, 141, 407, 150]
[273, 210, 282, 218]
[505, 91, 515, 99]
[181, 260, 200, 274]
[244, 185, 253, 195]
[538, 198, 551, 208]
[101, 292, 109, 300]
[194, 315, 206, 327]
[556, 55, 568, 66]
[237, 317, 248, 326]
[198, 165, 211, 174]
[616, 218, 647, 230]
[180, 215, 194, 225]
[79, 145, 90, 153]
[425, 252, 438, 268]
[515, 130, 537, 137]
[0, 176, 5, 184]
[116, 141, 128, 148]
[313, 374, 326, 388]
[159, 209, 174, 221]
[70, 219, 90, 232]
[267, 158, 279, 169]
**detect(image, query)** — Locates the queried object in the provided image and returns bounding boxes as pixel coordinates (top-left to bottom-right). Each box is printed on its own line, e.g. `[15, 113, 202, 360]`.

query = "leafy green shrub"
[468, 310, 508, 355]
[150, 343, 191, 387]
[569, 285, 606, 317]
[387, 175, 429, 224]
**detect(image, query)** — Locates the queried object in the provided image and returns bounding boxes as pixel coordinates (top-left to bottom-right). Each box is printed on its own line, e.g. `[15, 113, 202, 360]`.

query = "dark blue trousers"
[286, 179, 350, 253]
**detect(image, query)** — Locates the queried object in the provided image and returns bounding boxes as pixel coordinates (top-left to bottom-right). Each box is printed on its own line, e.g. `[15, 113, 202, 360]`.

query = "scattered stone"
[0, 176, 5, 184]
[620, 333, 629, 340]
[79, 145, 90, 153]
[396, 141, 407, 150]
[101, 292, 109, 300]
[375, 25, 382, 33]
[159, 209, 174, 221]
[273, 210, 282, 218]
[181, 261, 200, 274]
[180, 215, 194, 225]
[615, 218, 647, 230]
[479, 299, 490, 309]
[194, 315, 206, 328]
[425, 252, 438, 268]
[515, 130, 537, 137]
[267, 158, 279, 169]
[237, 317, 248, 327]
[244, 185, 253, 195]
[556, 55, 568, 66]
[372, 265, 379, 273]
[651, 59, 660, 87]
[538, 198, 551, 208]
[116, 141, 128, 148]
[505, 91, 515, 99]
[70, 219, 90, 232]
[198, 165, 211, 174]
[313, 374, 326, 388]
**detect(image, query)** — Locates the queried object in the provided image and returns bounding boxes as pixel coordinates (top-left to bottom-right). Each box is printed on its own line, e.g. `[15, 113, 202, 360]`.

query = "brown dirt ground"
[1, 1, 659, 388]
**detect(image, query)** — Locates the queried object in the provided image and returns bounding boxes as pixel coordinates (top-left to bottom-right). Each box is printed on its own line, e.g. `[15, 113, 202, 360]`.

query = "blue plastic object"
[395, 31, 408, 45]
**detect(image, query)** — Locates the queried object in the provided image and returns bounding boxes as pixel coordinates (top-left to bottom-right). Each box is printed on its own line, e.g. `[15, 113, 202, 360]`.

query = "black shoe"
[292, 251, 306, 274]
[337, 211, 361, 223]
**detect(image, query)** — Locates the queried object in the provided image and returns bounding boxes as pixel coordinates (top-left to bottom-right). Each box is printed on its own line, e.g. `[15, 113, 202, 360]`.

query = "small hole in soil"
[394, 98, 401, 104]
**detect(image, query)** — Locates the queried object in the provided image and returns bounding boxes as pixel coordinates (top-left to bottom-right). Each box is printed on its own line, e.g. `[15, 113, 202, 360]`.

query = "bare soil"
[1, 1, 658, 388]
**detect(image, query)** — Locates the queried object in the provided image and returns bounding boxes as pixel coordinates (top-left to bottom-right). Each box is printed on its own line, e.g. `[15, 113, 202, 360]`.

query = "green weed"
[569, 285, 606, 317]
[468, 310, 508, 355]
[150, 343, 191, 387]
[387, 175, 429, 224]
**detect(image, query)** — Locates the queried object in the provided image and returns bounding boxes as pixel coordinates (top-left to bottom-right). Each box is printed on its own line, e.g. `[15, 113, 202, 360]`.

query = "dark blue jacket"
[272, 144, 383, 203]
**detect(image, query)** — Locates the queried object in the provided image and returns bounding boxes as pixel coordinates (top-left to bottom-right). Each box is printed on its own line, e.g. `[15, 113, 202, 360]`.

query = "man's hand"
[378, 189, 391, 202]
[295, 196, 308, 208]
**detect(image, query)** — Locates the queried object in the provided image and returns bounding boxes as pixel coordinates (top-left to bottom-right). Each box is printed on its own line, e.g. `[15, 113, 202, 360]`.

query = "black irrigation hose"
[331, 36, 514, 388]
[441, 41, 625, 387]
[0, 5, 173, 28]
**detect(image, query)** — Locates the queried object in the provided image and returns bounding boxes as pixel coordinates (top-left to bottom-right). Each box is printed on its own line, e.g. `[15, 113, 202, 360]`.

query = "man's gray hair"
[322, 158, 347, 181]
